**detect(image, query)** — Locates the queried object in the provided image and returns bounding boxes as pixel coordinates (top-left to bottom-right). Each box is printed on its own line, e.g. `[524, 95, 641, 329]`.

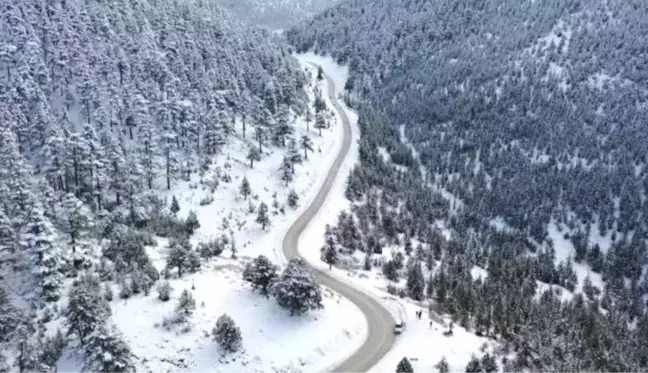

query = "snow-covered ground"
[293, 53, 494, 373]
[108, 260, 365, 373]
[57, 59, 368, 373]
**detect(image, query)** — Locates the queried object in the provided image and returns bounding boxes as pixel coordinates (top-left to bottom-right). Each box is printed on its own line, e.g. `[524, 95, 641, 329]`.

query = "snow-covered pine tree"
[323, 235, 338, 270]
[465, 355, 482, 373]
[242, 255, 278, 296]
[304, 109, 312, 132]
[165, 237, 200, 278]
[396, 357, 414, 373]
[287, 137, 303, 174]
[256, 202, 270, 231]
[274, 104, 293, 147]
[300, 135, 313, 160]
[272, 257, 323, 316]
[14, 324, 49, 373]
[66, 273, 111, 343]
[212, 314, 242, 353]
[435, 357, 449, 373]
[204, 98, 227, 156]
[0, 286, 22, 344]
[61, 193, 90, 252]
[21, 207, 64, 302]
[314, 112, 326, 137]
[253, 101, 273, 153]
[139, 109, 159, 190]
[240, 177, 252, 200]
[480, 353, 498, 373]
[287, 189, 299, 208]
[0, 210, 15, 258]
[406, 260, 425, 301]
[170, 196, 180, 216]
[280, 156, 293, 186]
[176, 289, 196, 316]
[185, 210, 201, 236]
[83, 323, 136, 373]
[247, 146, 261, 168]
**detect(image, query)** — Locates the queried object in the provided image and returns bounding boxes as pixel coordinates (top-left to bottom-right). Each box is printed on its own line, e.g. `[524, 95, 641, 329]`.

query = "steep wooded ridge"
[0, 0, 307, 369]
[288, 0, 648, 371]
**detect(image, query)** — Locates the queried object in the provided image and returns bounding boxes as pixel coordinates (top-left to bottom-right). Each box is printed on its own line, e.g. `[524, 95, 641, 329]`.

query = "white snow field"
[59, 59, 367, 373]
[294, 53, 496, 373]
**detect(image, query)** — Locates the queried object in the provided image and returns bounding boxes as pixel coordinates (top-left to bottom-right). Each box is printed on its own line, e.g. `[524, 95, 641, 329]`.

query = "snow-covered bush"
[212, 314, 243, 353]
[243, 255, 278, 296]
[271, 257, 323, 316]
[157, 281, 172, 302]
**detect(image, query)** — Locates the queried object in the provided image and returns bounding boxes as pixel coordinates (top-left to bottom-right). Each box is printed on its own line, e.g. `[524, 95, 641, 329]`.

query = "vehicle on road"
[394, 322, 405, 335]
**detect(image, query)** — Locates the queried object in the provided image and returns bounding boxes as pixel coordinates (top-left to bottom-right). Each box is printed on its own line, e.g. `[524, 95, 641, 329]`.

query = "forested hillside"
[288, 0, 648, 371]
[219, 0, 339, 30]
[0, 0, 309, 369]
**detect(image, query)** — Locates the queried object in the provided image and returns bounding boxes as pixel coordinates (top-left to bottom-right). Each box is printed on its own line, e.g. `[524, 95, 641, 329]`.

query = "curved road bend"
[282, 64, 395, 372]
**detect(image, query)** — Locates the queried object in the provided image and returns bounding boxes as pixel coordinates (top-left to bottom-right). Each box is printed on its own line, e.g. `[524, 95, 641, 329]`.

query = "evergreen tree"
[247, 146, 261, 168]
[287, 189, 299, 208]
[61, 193, 90, 251]
[243, 255, 279, 296]
[480, 353, 498, 373]
[317, 66, 324, 81]
[280, 156, 294, 186]
[272, 257, 323, 316]
[41, 329, 67, 369]
[465, 355, 482, 373]
[383, 260, 399, 282]
[396, 357, 414, 373]
[256, 202, 270, 230]
[435, 357, 449, 373]
[212, 314, 242, 353]
[0, 286, 22, 344]
[170, 196, 180, 216]
[176, 289, 196, 316]
[165, 238, 200, 277]
[66, 274, 111, 343]
[274, 105, 293, 147]
[14, 325, 49, 373]
[314, 112, 326, 136]
[83, 323, 135, 373]
[300, 135, 313, 160]
[406, 261, 425, 301]
[287, 137, 303, 173]
[240, 177, 252, 200]
[0, 210, 15, 256]
[185, 210, 200, 236]
[364, 253, 372, 270]
[323, 235, 338, 269]
[21, 208, 64, 302]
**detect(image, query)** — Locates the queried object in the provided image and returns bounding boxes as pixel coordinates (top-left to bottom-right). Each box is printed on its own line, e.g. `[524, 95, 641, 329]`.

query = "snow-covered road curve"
[282, 64, 395, 372]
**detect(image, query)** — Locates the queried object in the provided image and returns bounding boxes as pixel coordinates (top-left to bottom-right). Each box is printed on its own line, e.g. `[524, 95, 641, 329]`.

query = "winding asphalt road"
[282, 64, 395, 372]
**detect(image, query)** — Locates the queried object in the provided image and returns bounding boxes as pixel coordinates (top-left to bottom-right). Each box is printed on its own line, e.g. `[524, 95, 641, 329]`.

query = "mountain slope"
[0, 0, 326, 369]
[287, 0, 648, 371]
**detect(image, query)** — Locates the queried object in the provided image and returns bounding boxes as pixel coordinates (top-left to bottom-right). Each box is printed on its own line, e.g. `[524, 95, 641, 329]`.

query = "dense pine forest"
[0, 0, 311, 370]
[219, 0, 339, 30]
[288, 0, 648, 371]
